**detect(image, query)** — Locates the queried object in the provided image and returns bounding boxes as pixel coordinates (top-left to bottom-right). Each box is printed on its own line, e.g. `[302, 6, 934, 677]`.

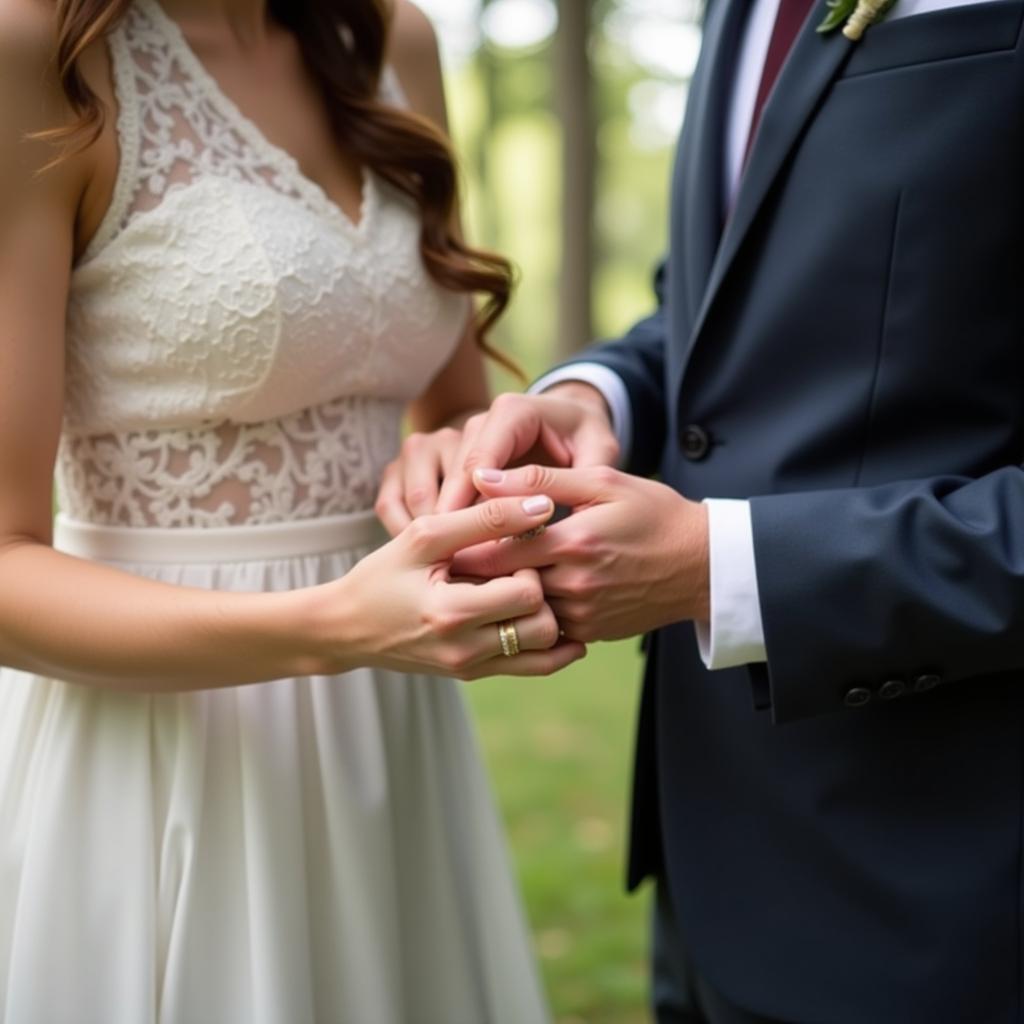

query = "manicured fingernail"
[523, 496, 552, 516]
[475, 468, 504, 483]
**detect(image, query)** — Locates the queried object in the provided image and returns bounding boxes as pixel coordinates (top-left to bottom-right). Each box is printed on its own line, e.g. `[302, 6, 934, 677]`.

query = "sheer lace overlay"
[58, 0, 468, 527]
[58, 397, 404, 528]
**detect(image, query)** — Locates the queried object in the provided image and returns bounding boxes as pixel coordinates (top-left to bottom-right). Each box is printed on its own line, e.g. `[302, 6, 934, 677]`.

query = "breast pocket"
[839, 0, 1023, 79]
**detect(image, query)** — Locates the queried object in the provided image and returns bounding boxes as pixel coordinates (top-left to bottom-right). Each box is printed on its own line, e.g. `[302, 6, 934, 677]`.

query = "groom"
[434, 0, 1024, 1020]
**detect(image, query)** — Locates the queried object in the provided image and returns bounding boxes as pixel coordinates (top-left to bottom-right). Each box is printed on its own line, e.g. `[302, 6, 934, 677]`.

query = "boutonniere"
[818, 0, 897, 40]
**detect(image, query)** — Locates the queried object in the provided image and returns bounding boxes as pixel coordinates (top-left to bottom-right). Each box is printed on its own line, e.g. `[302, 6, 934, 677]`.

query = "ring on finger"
[502, 523, 547, 545]
[497, 620, 521, 658]
[514, 524, 547, 542]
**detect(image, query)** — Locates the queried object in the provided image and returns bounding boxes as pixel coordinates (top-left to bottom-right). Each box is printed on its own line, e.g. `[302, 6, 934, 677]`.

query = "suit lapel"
[675, 0, 751, 321]
[674, 10, 856, 398]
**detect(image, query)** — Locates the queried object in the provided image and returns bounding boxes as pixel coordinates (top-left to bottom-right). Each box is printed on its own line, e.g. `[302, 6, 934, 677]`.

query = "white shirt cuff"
[695, 498, 767, 669]
[529, 364, 632, 469]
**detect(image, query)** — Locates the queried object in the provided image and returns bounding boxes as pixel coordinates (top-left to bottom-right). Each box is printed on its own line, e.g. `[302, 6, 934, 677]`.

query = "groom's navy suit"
[559, 2, 1024, 1020]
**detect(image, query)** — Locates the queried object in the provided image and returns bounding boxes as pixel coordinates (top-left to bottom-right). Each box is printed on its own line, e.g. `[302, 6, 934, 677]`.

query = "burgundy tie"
[743, 0, 817, 163]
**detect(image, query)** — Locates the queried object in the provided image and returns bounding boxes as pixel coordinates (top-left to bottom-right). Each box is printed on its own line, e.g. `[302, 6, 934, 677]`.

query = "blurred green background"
[419, 2, 700, 1019]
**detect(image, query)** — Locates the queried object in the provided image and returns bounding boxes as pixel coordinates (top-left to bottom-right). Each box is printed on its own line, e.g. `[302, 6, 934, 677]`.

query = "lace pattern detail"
[86, 0, 374, 258]
[60, 0, 467, 528]
[57, 398, 403, 528]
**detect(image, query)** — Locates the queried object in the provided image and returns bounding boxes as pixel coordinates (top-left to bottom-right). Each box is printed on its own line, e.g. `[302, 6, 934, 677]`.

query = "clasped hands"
[357, 385, 710, 681]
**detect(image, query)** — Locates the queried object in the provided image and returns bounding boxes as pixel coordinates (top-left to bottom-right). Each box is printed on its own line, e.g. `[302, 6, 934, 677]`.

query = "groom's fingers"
[404, 495, 555, 564]
[570, 419, 622, 469]
[450, 530, 561, 581]
[434, 412, 517, 514]
[436, 399, 547, 514]
[473, 464, 618, 508]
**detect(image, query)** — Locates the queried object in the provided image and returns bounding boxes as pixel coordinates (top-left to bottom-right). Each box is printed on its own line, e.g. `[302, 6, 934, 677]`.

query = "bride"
[0, 0, 583, 1019]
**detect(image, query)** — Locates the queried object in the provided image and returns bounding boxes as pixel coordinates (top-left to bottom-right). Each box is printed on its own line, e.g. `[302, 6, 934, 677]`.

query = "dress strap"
[78, 1, 407, 268]
[79, 16, 142, 263]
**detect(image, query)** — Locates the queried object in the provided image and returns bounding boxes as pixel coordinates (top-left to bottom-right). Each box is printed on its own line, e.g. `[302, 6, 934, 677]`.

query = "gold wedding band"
[514, 524, 547, 542]
[497, 620, 521, 658]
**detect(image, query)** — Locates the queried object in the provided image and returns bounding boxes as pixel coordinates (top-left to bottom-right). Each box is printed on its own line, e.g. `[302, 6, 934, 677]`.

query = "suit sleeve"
[750, 467, 1024, 724]
[544, 262, 669, 479]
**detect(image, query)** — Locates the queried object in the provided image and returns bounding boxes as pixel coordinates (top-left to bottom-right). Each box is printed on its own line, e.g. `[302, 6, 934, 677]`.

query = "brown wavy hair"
[41, 0, 518, 371]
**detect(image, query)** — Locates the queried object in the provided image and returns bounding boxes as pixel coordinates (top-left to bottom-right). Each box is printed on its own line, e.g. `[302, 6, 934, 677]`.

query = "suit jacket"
[561, 2, 1024, 1020]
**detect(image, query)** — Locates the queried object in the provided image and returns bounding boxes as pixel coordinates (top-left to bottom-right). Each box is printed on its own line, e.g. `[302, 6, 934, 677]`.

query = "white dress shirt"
[533, 0, 1002, 671]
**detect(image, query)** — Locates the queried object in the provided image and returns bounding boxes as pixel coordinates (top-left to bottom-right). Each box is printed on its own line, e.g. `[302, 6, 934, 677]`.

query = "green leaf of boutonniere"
[817, 0, 857, 33]
[818, 0, 898, 38]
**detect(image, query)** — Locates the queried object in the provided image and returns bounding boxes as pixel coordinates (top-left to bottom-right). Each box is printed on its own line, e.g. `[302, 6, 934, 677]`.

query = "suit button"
[879, 679, 906, 700]
[914, 674, 941, 693]
[681, 424, 711, 461]
[844, 687, 872, 708]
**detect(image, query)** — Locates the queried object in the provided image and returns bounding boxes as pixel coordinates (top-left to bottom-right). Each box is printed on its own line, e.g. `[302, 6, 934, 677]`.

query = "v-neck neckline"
[139, 0, 375, 236]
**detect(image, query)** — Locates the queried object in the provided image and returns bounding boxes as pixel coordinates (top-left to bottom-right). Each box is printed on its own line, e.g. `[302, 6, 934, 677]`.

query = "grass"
[466, 639, 653, 1024]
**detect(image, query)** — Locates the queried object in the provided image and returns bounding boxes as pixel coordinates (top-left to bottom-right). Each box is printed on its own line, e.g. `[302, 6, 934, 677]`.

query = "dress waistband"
[53, 510, 387, 564]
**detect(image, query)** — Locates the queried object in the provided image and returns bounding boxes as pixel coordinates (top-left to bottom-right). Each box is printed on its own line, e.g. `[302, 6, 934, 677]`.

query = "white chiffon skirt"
[0, 512, 549, 1024]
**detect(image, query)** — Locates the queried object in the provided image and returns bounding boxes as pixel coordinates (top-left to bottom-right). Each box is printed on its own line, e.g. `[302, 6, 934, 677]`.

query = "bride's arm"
[375, 4, 497, 530]
[392, 0, 491, 438]
[0, 13, 580, 692]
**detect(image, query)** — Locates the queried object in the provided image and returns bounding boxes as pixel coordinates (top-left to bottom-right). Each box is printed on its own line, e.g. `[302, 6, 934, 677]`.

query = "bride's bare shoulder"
[389, 0, 439, 50]
[0, 0, 68, 163]
[0, 0, 59, 77]
[387, 0, 447, 128]
[0, 0, 114, 97]
[0, 0, 110, 223]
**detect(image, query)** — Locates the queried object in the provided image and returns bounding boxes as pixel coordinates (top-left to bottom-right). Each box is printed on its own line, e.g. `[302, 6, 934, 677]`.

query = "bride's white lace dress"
[0, 2, 549, 1021]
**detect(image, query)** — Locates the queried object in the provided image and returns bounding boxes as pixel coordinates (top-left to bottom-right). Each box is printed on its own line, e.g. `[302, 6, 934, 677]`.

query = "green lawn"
[466, 639, 653, 1024]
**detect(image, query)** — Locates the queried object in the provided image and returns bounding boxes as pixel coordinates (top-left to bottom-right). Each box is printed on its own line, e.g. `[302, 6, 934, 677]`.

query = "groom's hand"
[453, 465, 710, 643]
[434, 384, 621, 515]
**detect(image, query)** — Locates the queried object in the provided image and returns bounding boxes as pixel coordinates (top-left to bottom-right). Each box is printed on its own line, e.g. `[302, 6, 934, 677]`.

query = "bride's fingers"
[449, 599, 562, 671]
[375, 431, 464, 534]
[446, 569, 545, 627]
[375, 461, 412, 537]
[438, 429, 466, 495]
[400, 435, 449, 520]
[461, 641, 587, 680]
[405, 496, 555, 564]
[433, 415, 484, 514]
[475, 604, 561, 659]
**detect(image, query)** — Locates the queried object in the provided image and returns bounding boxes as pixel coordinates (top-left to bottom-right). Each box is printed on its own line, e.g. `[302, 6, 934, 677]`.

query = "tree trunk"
[555, 0, 595, 358]
[475, 33, 502, 248]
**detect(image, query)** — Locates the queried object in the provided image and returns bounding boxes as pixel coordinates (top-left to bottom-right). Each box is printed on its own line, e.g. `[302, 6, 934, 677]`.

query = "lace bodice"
[57, 0, 468, 528]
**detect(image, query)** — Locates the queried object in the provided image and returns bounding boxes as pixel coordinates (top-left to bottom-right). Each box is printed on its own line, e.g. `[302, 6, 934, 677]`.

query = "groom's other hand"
[456, 465, 709, 643]
[434, 384, 621, 515]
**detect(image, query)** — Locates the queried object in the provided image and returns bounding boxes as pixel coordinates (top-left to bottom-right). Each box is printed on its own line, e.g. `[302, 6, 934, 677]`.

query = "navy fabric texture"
[555, 1, 1024, 1020]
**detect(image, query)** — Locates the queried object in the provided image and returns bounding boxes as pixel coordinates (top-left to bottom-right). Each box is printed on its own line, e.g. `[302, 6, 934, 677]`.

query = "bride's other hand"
[319, 495, 586, 679]
[376, 426, 464, 536]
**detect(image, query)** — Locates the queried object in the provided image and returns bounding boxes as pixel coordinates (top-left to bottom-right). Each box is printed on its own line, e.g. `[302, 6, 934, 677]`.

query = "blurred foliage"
[444, 27, 680, 385]
[467, 641, 651, 1024]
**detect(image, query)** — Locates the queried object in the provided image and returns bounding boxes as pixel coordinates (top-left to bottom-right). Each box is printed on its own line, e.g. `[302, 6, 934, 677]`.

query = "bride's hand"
[317, 495, 587, 679]
[375, 427, 465, 536]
